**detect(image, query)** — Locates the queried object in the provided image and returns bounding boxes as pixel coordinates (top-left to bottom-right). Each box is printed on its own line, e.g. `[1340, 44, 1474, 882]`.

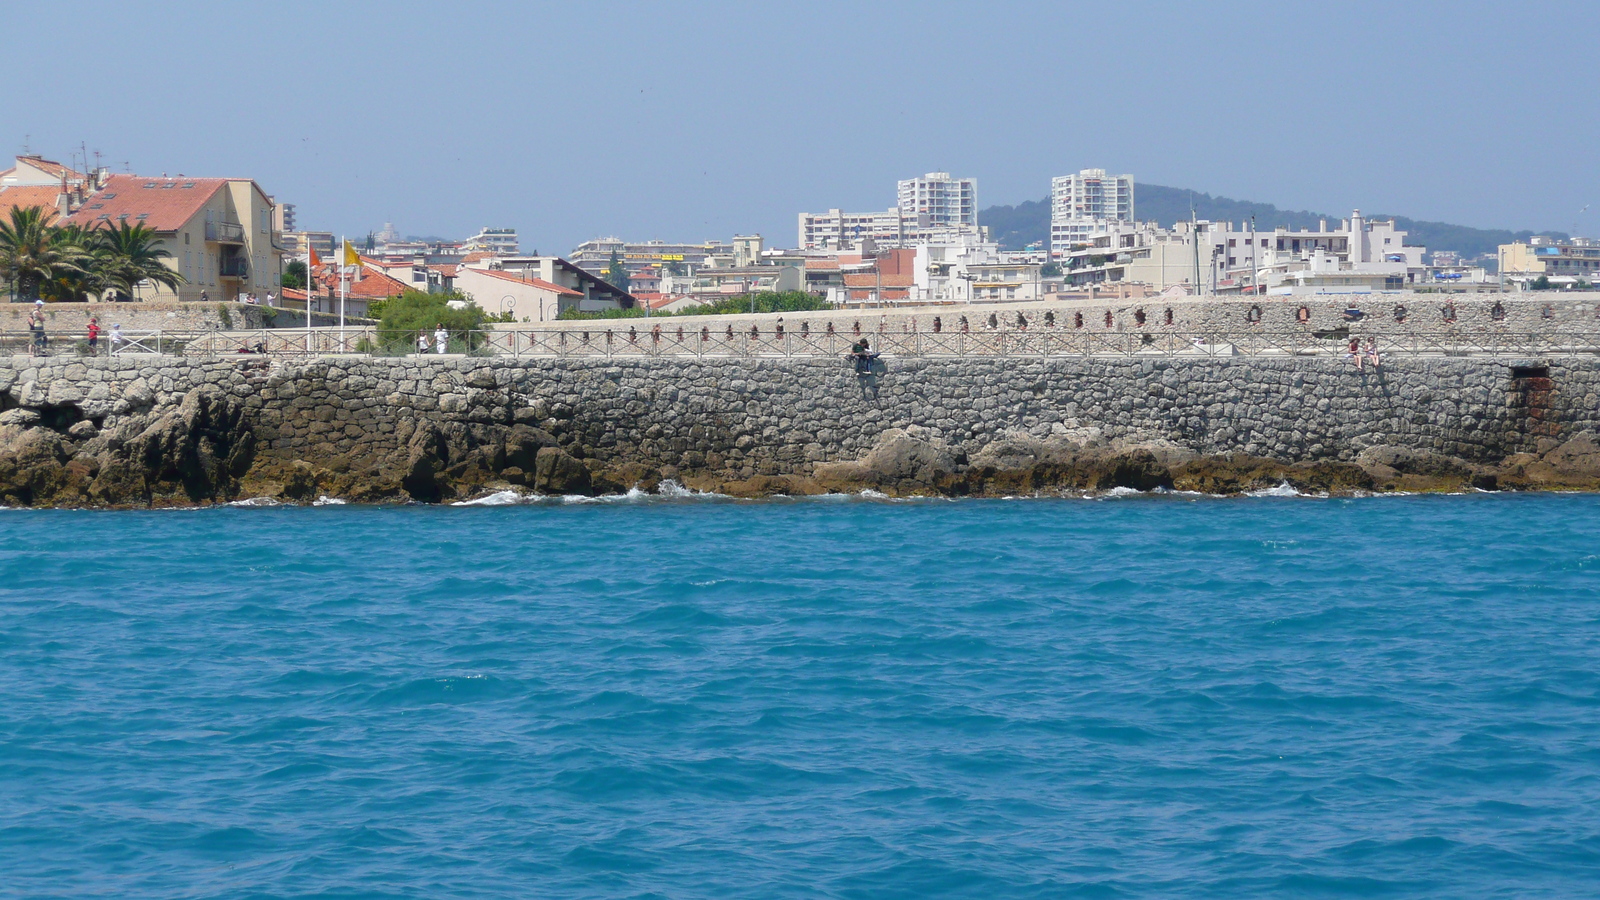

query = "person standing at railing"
[110, 324, 124, 355]
[27, 311, 47, 358]
[86, 317, 101, 357]
[434, 323, 449, 355]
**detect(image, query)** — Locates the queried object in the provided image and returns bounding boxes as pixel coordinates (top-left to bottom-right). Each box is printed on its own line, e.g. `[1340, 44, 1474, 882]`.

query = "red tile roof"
[311, 264, 412, 300]
[461, 251, 497, 264]
[0, 185, 64, 222]
[468, 268, 582, 296]
[63, 174, 227, 232]
[2, 156, 83, 183]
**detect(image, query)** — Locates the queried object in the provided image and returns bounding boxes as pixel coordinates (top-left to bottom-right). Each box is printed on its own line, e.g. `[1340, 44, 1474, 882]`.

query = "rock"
[534, 447, 591, 494]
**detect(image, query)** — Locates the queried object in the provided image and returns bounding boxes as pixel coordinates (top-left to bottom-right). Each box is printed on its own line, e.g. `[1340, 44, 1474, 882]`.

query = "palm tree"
[0, 206, 79, 302]
[39, 224, 105, 302]
[95, 220, 182, 300]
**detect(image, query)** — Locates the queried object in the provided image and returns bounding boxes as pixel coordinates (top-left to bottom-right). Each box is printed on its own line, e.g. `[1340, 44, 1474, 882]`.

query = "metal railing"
[205, 221, 246, 243]
[471, 327, 1600, 360]
[4, 328, 1599, 361]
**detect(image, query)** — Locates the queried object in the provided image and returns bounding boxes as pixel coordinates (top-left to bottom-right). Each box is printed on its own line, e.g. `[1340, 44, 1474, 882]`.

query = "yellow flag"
[342, 239, 360, 267]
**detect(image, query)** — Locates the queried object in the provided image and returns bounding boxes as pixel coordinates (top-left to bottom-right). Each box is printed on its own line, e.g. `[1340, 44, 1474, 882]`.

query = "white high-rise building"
[1050, 168, 1134, 257]
[897, 172, 978, 227]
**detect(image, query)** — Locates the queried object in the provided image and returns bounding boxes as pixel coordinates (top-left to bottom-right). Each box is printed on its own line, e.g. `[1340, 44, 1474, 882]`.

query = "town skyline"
[8, 1, 1595, 251]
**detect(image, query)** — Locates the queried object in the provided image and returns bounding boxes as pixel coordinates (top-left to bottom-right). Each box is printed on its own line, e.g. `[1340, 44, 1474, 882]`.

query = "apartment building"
[797, 208, 988, 251]
[896, 172, 977, 227]
[800, 171, 985, 250]
[62, 174, 283, 302]
[1049, 168, 1135, 257]
[1056, 211, 1427, 294]
[568, 238, 734, 277]
[462, 227, 520, 256]
[1499, 238, 1600, 287]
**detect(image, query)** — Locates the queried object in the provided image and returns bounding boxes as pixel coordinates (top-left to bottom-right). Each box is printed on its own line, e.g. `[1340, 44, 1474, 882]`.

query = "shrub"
[374, 291, 489, 352]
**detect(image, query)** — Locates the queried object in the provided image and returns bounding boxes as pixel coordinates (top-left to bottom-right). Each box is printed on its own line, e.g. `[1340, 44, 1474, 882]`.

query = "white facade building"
[1050, 168, 1135, 257]
[896, 172, 977, 227]
[798, 208, 987, 251]
[907, 235, 1046, 303]
[1058, 211, 1427, 294]
[462, 227, 520, 256]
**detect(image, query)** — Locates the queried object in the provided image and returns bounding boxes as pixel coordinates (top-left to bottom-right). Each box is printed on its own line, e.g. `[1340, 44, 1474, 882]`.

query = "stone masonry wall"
[1, 353, 1597, 505]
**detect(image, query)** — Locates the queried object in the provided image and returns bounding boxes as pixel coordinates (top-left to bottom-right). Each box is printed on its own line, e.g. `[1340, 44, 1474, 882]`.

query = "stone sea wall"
[1, 353, 1598, 506]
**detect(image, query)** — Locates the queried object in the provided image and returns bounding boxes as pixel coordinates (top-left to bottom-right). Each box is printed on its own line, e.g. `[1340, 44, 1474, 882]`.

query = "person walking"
[434, 323, 449, 354]
[416, 329, 429, 355]
[110, 324, 124, 356]
[86, 317, 101, 356]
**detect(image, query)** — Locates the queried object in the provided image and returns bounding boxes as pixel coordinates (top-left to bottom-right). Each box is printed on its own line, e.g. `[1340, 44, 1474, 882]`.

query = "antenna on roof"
[21, 134, 29, 155]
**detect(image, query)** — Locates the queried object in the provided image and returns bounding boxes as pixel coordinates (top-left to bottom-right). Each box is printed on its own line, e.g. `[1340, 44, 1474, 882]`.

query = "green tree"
[282, 259, 308, 289]
[94, 220, 183, 299]
[1040, 261, 1062, 278]
[0, 206, 86, 302]
[605, 250, 630, 294]
[1531, 275, 1552, 291]
[374, 290, 489, 353]
[38, 224, 107, 302]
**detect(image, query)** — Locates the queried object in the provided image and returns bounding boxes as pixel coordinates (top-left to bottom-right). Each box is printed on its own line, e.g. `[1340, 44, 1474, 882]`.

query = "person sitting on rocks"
[849, 338, 879, 374]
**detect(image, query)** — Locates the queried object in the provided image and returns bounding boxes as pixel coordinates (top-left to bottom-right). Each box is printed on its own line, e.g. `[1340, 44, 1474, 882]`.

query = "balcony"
[218, 255, 249, 278]
[205, 220, 246, 243]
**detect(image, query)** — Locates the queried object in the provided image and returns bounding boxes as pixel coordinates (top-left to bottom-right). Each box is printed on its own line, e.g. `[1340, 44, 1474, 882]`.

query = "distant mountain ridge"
[979, 184, 1566, 260]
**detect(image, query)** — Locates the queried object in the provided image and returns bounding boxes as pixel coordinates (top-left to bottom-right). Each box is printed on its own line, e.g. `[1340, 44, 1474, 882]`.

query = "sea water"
[2, 493, 1598, 899]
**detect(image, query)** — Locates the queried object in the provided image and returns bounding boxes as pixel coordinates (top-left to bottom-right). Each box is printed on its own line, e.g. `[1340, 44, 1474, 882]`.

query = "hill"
[980, 184, 1565, 260]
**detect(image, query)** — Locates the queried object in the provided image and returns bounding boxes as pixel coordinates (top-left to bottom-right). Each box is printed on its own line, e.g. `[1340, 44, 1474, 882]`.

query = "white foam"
[312, 496, 348, 506]
[228, 497, 284, 507]
[451, 490, 530, 507]
[1247, 481, 1308, 498]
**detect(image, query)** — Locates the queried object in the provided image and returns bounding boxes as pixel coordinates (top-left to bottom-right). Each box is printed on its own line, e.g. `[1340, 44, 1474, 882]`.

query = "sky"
[6, 0, 1594, 251]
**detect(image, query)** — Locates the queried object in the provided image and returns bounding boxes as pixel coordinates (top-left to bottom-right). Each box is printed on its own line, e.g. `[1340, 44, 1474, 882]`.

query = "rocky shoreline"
[1, 355, 1599, 508]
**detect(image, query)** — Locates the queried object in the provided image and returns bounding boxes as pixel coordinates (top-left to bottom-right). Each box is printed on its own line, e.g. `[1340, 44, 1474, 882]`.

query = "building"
[61, 173, 283, 302]
[453, 267, 583, 323]
[1499, 238, 1600, 288]
[272, 202, 296, 234]
[799, 171, 986, 250]
[459, 255, 635, 316]
[568, 238, 734, 278]
[281, 231, 335, 260]
[0, 155, 99, 223]
[1057, 211, 1428, 295]
[797, 207, 989, 251]
[1050, 168, 1135, 257]
[897, 172, 977, 227]
[910, 236, 1045, 303]
[461, 227, 519, 256]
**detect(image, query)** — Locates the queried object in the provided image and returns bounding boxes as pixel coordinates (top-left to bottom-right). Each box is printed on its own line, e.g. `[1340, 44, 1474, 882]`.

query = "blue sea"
[2, 493, 1599, 899]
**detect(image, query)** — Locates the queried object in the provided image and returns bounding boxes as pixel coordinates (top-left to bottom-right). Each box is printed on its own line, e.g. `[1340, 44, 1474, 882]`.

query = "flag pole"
[339, 236, 348, 351]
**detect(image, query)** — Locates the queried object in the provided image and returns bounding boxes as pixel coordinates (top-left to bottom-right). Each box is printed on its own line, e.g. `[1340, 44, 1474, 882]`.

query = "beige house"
[63, 174, 283, 302]
[454, 266, 582, 323]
